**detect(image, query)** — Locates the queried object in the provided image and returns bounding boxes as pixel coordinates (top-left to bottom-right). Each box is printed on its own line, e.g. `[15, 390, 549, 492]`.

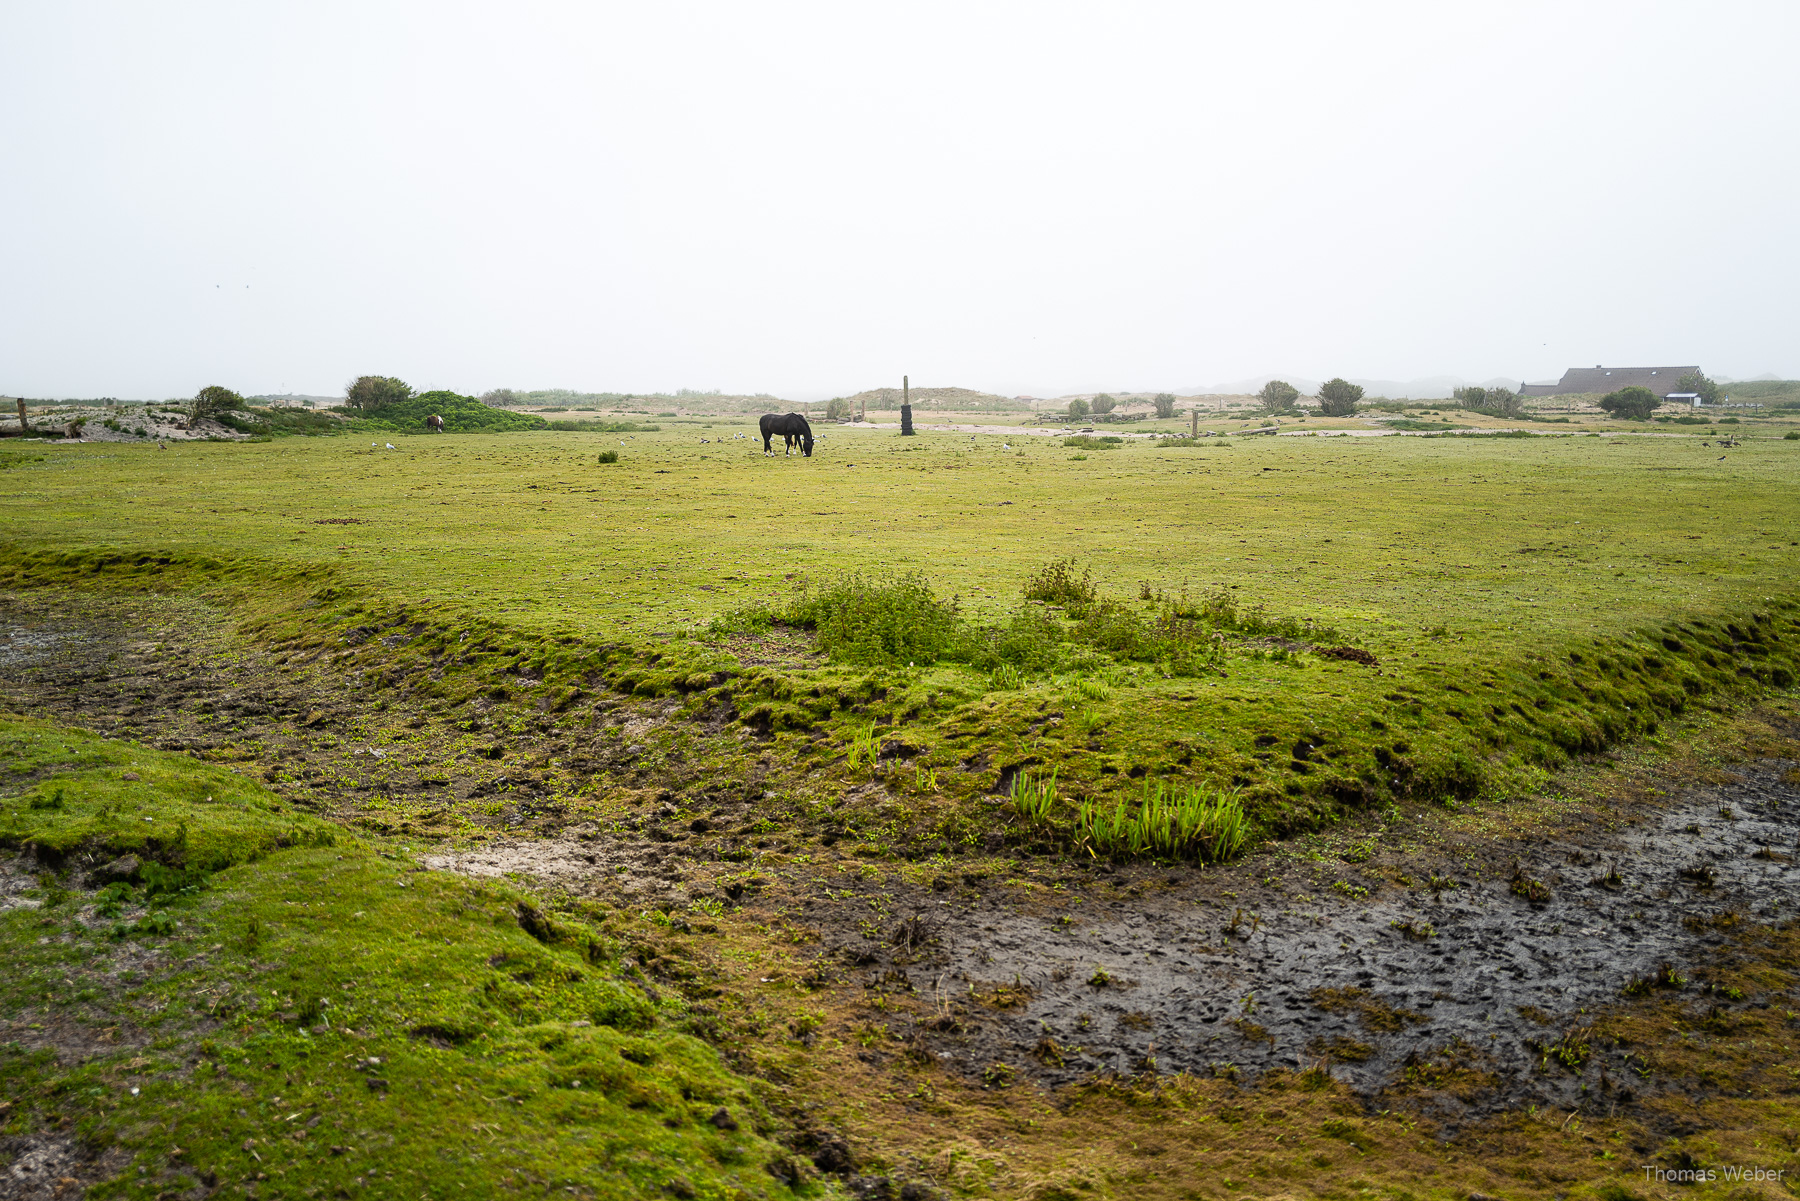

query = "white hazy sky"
[3, 1, 1796, 401]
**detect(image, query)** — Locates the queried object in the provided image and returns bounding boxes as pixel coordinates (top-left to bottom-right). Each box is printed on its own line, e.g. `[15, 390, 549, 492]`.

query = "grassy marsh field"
[6, 420, 1800, 818]
[4, 416, 1800, 1200]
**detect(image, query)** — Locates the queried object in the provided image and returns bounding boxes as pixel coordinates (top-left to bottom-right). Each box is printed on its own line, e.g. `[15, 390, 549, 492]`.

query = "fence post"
[15, 398, 25, 432]
[1190, 408, 1198, 439]
[900, 375, 914, 436]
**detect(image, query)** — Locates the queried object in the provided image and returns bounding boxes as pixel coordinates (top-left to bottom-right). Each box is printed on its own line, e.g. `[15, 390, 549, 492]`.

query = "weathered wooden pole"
[900, 374, 915, 436]
[1190, 408, 1198, 439]
[15, 398, 26, 432]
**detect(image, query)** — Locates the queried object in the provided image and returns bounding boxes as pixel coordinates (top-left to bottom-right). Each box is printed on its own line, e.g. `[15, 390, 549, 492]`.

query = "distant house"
[1519, 365, 1700, 398]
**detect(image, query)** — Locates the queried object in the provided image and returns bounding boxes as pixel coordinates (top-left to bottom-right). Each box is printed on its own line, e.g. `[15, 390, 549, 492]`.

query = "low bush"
[1024, 557, 1098, 610]
[1453, 385, 1524, 418]
[784, 574, 962, 667]
[361, 391, 549, 434]
[1598, 386, 1660, 420]
[716, 561, 1351, 682]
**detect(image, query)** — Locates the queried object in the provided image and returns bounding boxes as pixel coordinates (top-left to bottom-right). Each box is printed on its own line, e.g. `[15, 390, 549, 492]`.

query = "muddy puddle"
[891, 762, 1797, 1118]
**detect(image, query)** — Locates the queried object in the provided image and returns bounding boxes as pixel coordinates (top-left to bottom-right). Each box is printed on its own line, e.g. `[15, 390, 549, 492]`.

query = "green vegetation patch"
[0, 716, 797, 1199]
[361, 391, 549, 434]
[0, 715, 335, 872]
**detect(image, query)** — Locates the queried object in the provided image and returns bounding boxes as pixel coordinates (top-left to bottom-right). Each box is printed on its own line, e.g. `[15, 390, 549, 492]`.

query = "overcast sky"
[3, 1, 1796, 401]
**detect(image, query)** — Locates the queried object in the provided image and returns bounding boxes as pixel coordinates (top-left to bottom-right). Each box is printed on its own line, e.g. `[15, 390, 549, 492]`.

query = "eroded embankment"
[5, 544, 1800, 838]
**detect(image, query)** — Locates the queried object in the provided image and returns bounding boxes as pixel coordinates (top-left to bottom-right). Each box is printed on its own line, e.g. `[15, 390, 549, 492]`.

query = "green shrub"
[1316, 378, 1363, 417]
[1453, 385, 1523, 418]
[1785, 430, 1799, 440]
[1091, 394, 1117, 415]
[960, 606, 1069, 674]
[1024, 557, 1098, 610]
[361, 391, 548, 433]
[190, 385, 246, 424]
[1067, 397, 1091, 420]
[1152, 393, 1177, 418]
[346, 376, 414, 411]
[785, 574, 961, 667]
[1598, 386, 1661, 420]
[597, 450, 619, 463]
[1258, 380, 1299, 411]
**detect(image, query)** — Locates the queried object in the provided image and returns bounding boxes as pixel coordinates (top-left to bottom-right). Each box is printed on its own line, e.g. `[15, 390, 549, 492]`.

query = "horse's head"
[802, 434, 815, 457]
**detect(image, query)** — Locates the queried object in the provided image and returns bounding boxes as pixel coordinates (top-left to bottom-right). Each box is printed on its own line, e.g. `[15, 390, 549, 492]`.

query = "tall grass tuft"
[1072, 675, 1111, 701]
[844, 722, 884, 772]
[1010, 767, 1058, 822]
[1076, 781, 1249, 862]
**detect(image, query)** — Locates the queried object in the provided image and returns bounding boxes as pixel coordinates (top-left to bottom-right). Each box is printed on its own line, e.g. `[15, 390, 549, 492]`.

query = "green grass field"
[10, 420, 1795, 633]
[6, 420, 1800, 827]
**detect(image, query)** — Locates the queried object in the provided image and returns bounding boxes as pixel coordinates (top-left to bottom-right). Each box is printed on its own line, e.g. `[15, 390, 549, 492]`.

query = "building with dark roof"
[1519, 365, 1700, 398]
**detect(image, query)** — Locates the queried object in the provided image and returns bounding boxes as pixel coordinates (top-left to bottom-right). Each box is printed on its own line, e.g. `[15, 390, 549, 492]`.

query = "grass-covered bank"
[3, 539, 1798, 855]
[0, 715, 806, 1199]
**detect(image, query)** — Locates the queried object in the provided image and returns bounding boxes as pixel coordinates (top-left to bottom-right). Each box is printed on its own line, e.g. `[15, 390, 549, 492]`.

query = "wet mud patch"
[0, 1133, 134, 1201]
[849, 761, 1798, 1122]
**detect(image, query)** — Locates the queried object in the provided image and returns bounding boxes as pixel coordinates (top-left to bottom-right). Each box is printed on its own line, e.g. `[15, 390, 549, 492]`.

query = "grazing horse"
[758, 412, 814, 457]
[425, 414, 444, 432]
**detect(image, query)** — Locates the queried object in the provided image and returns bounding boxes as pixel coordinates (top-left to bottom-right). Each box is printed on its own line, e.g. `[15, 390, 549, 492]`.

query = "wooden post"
[900, 375, 915, 436]
[15, 398, 26, 432]
[1190, 409, 1198, 439]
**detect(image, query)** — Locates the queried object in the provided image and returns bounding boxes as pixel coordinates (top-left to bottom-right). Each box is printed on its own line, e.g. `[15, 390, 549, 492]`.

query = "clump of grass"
[1009, 767, 1059, 822]
[844, 722, 884, 772]
[596, 449, 619, 463]
[1072, 675, 1111, 701]
[1510, 869, 1552, 903]
[988, 663, 1025, 690]
[1063, 435, 1122, 448]
[1075, 781, 1250, 862]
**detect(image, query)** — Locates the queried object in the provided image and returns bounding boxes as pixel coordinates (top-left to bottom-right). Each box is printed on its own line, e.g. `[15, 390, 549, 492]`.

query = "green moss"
[0, 718, 801, 1198]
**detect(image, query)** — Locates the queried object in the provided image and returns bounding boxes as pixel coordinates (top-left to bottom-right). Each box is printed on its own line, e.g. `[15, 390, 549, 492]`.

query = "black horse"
[759, 412, 814, 457]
